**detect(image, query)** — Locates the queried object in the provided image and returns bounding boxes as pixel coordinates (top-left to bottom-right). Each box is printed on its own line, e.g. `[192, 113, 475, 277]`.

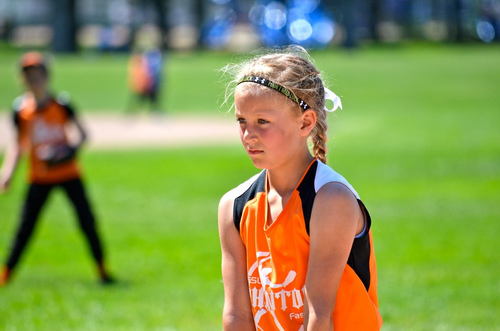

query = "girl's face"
[234, 85, 312, 170]
[22, 66, 48, 93]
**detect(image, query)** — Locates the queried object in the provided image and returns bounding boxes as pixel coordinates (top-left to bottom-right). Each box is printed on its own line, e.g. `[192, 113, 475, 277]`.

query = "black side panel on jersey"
[233, 171, 267, 232]
[63, 103, 76, 118]
[347, 200, 372, 291]
[55, 92, 76, 118]
[56, 99, 76, 118]
[11, 96, 24, 128]
[297, 161, 318, 235]
[13, 110, 20, 128]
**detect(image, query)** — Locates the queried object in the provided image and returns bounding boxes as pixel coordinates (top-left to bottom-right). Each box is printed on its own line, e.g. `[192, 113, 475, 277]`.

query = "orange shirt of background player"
[16, 95, 80, 184]
[128, 54, 152, 94]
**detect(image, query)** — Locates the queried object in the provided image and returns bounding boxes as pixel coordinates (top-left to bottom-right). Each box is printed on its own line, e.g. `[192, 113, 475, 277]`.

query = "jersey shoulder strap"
[296, 160, 318, 234]
[11, 95, 26, 112]
[11, 95, 28, 128]
[233, 170, 267, 232]
[55, 92, 76, 118]
[301, 161, 373, 291]
[298, 160, 363, 234]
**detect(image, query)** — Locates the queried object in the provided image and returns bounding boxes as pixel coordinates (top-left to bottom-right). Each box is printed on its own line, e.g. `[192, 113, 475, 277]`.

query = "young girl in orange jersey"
[218, 47, 382, 330]
[0, 52, 113, 286]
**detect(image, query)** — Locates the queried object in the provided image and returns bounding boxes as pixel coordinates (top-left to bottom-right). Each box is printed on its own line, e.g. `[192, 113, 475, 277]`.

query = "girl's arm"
[69, 116, 88, 149]
[0, 137, 21, 193]
[218, 192, 255, 331]
[303, 182, 364, 331]
[47, 117, 87, 166]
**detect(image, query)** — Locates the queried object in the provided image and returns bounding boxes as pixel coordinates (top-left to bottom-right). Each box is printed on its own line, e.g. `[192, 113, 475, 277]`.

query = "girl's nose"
[242, 126, 257, 143]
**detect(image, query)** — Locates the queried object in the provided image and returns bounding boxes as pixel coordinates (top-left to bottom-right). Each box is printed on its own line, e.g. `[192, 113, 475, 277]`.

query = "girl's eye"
[258, 119, 269, 124]
[237, 118, 246, 124]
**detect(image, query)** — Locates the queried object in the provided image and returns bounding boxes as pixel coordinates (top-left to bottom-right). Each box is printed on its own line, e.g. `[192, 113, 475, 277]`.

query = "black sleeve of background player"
[63, 103, 76, 119]
[12, 108, 20, 128]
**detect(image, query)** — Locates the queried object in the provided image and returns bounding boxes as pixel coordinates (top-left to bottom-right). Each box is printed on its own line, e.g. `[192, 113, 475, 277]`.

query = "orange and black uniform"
[233, 160, 382, 330]
[4, 93, 105, 272]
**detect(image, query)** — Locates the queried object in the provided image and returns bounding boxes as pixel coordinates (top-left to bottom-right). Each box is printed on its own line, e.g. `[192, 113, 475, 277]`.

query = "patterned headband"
[237, 75, 343, 112]
[237, 75, 310, 110]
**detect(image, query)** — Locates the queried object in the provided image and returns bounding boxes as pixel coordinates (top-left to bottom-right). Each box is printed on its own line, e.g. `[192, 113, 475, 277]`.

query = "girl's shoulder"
[220, 171, 264, 205]
[218, 171, 265, 229]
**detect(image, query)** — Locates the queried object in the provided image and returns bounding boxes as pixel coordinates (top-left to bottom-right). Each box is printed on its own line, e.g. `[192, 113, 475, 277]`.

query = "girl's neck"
[30, 89, 50, 108]
[267, 151, 315, 197]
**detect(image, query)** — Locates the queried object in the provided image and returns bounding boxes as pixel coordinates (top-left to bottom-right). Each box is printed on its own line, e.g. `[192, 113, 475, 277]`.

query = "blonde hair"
[222, 46, 330, 163]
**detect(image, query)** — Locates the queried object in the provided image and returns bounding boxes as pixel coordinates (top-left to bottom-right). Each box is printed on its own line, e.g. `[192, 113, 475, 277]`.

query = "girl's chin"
[247, 157, 268, 170]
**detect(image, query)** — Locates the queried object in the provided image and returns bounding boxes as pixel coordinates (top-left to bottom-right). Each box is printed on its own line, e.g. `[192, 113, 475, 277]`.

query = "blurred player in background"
[0, 52, 114, 286]
[127, 48, 163, 113]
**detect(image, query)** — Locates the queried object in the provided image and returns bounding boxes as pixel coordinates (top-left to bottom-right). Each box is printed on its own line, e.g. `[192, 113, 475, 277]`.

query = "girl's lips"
[247, 149, 263, 155]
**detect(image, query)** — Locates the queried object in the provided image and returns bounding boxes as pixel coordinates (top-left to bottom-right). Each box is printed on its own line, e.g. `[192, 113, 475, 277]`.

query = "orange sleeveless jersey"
[13, 94, 80, 184]
[233, 160, 382, 330]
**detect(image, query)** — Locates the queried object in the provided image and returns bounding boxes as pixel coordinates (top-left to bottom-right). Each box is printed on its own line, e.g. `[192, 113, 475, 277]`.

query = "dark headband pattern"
[237, 75, 311, 110]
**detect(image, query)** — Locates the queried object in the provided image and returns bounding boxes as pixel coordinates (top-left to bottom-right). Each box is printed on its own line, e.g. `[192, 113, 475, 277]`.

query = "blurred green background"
[1, 42, 499, 330]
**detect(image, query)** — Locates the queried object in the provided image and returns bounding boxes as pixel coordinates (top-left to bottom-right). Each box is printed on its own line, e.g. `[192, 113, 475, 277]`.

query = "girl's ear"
[300, 109, 317, 137]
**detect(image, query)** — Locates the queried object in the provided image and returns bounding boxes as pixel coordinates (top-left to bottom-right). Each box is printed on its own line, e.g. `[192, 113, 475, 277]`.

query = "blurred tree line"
[0, 0, 498, 53]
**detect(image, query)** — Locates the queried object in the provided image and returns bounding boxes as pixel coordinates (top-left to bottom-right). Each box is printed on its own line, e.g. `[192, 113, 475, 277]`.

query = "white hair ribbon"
[324, 87, 342, 112]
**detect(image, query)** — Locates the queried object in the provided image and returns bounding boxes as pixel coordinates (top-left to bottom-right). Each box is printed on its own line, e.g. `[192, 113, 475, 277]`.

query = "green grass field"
[1, 43, 499, 330]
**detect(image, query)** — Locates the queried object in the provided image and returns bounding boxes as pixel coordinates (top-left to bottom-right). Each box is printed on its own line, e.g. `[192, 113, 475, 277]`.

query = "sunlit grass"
[0, 43, 499, 329]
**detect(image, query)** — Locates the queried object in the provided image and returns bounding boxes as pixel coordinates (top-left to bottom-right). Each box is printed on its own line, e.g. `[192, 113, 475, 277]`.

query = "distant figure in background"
[0, 52, 114, 287]
[127, 48, 164, 113]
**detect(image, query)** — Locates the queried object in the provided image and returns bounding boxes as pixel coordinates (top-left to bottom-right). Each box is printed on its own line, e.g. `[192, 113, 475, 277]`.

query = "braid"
[312, 112, 328, 163]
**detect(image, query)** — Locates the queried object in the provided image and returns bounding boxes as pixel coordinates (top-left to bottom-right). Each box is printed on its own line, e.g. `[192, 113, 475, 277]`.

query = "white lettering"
[32, 120, 65, 144]
[264, 290, 276, 311]
[289, 312, 303, 320]
[292, 289, 304, 309]
[250, 286, 306, 311]
[247, 251, 306, 329]
[275, 289, 289, 311]
[251, 287, 265, 309]
[248, 276, 262, 285]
